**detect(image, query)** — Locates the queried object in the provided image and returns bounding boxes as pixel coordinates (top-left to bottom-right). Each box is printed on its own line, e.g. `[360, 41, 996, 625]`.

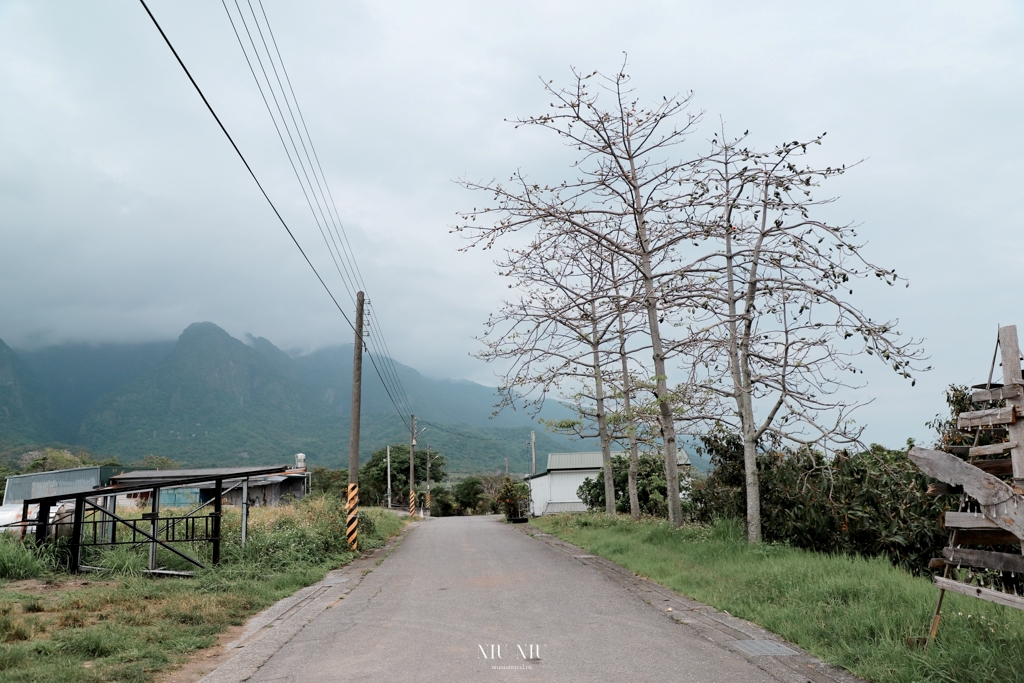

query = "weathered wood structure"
[909, 325, 1024, 639]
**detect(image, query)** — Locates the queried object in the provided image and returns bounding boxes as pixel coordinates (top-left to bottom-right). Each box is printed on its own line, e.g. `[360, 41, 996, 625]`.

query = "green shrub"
[497, 476, 530, 520]
[453, 476, 484, 514]
[692, 430, 949, 573]
[429, 487, 457, 517]
[577, 454, 677, 517]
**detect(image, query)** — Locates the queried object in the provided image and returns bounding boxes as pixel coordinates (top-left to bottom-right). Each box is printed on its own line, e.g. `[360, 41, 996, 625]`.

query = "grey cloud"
[1, 0, 1022, 448]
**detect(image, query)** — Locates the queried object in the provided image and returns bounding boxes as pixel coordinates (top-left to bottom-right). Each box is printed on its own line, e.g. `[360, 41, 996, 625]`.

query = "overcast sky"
[2, 1, 1022, 448]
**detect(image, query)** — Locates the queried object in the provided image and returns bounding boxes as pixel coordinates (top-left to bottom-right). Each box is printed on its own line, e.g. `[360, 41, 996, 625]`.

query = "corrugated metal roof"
[546, 452, 613, 470]
[110, 466, 289, 487]
[3, 466, 140, 505]
[545, 449, 691, 472]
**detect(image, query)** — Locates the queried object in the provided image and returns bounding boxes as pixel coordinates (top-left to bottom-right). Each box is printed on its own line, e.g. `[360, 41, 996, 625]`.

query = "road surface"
[205, 515, 861, 683]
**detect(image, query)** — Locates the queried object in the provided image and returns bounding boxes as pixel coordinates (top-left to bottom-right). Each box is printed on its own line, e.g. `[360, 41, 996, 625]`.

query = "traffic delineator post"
[346, 483, 359, 550]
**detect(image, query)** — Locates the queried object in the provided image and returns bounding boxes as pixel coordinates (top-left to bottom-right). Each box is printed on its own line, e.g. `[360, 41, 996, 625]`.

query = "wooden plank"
[942, 547, 1024, 574]
[969, 442, 1016, 457]
[908, 446, 1024, 540]
[974, 458, 1014, 477]
[945, 511, 1000, 529]
[954, 528, 1022, 545]
[927, 482, 962, 496]
[972, 385, 1022, 403]
[934, 576, 1024, 611]
[999, 325, 1024, 481]
[957, 406, 1017, 429]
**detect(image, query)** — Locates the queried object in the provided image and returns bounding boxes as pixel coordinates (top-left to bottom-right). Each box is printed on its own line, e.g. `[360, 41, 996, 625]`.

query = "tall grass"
[534, 514, 1024, 683]
[0, 536, 46, 581]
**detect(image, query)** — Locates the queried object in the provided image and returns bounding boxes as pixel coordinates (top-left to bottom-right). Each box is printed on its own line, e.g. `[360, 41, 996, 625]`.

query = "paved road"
[233, 515, 835, 683]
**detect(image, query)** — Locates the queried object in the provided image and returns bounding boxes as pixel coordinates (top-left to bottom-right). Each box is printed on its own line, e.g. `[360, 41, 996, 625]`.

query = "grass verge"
[533, 513, 1024, 683]
[0, 498, 405, 683]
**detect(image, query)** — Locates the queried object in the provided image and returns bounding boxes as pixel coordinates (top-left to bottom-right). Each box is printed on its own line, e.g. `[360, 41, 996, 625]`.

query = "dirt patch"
[156, 623, 247, 683]
[3, 577, 115, 594]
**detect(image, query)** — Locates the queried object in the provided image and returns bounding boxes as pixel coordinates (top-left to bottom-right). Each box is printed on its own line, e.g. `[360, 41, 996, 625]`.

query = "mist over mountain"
[3, 324, 579, 472]
[19, 340, 175, 442]
[0, 337, 53, 447]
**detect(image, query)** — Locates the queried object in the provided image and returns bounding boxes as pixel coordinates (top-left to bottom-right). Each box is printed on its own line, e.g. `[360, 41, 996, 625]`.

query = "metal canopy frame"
[17, 465, 288, 574]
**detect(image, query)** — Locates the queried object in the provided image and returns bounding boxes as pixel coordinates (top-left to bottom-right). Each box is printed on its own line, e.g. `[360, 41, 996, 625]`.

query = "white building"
[526, 450, 691, 516]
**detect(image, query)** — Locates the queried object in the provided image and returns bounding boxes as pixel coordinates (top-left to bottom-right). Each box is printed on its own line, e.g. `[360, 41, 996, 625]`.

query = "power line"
[225, 1, 414, 422]
[220, 1, 411, 403]
[220, 0, 359, 304]
[217, 0, 414, 427]
[417, 420, 502, 442]
[252, 0, 367, 298]
[139, 0, 412, 429]
[137, 0, 355, 334]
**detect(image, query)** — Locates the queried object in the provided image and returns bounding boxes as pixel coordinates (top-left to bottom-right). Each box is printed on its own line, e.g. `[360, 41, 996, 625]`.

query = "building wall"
[528, 468, 600, 515]
[3, 468, 102, 505]
[528, 475, 550, 517]
[549, 470, 598, 503]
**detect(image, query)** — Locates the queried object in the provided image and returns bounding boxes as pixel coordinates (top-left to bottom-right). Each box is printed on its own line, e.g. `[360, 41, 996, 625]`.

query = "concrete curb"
[197, 521, 418, 683]
[521, 526, 866, 683]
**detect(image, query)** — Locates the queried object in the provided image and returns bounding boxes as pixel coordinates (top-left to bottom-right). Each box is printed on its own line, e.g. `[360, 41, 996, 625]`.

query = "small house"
[526, 450, 691, 516]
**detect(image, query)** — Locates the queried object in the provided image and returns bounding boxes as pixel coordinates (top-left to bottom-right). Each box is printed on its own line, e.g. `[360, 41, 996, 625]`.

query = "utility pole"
[425, 445, 431, 516]
[386, 445, 392, 509]
[531, 430, 536, 476]
[409, 414, 416, 518]
[346, 291, 365, 550]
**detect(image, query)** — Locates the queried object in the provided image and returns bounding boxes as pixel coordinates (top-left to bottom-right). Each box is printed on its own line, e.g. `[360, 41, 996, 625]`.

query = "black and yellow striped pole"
[346, 483, 359, 550]
[347, 292, 365, 550]
[409, 414, 417, 519]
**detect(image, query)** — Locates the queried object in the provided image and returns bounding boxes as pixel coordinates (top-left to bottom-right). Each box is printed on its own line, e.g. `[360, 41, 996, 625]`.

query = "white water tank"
[295, 453, 307, 470]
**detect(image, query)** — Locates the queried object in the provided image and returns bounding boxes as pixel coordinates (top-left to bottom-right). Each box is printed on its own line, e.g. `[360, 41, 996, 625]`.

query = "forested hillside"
[0, 338, 53, 447]
[4, 324, 580, 472]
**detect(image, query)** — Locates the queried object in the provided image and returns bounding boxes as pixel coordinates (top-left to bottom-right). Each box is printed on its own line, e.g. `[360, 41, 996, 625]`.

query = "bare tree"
[475, 230, 648, 514]
[677, 132, 928, 541]
[456, 64, 703, 525]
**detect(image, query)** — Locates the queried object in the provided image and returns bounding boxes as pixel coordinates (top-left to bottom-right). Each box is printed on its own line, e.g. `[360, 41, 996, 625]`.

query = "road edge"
[520, 523, 867, 683]
[193, 520, 419, 683]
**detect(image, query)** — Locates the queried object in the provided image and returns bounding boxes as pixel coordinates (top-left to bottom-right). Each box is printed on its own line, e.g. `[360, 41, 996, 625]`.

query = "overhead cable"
[137, 0, 355, 333]
[140, 0, 411, 428]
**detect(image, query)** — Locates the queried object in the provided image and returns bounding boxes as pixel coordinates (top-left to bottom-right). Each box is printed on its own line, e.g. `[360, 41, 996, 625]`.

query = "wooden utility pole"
[409, 414, 416, 518]
[346, 291, 365, 550]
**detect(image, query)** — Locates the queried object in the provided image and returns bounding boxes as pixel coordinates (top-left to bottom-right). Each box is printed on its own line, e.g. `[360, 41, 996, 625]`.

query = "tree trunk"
[630, 191, 682, 526]
[741, 421, 761, 543]
[591, 304, 616, 515]
[614, 296, 641, 520]
[627, 441, 640, 520]
[724, 216, 761, 542]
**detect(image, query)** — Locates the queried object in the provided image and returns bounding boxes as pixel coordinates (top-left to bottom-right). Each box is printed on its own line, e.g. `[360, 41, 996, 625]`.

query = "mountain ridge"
[7, 324, 581, 472]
